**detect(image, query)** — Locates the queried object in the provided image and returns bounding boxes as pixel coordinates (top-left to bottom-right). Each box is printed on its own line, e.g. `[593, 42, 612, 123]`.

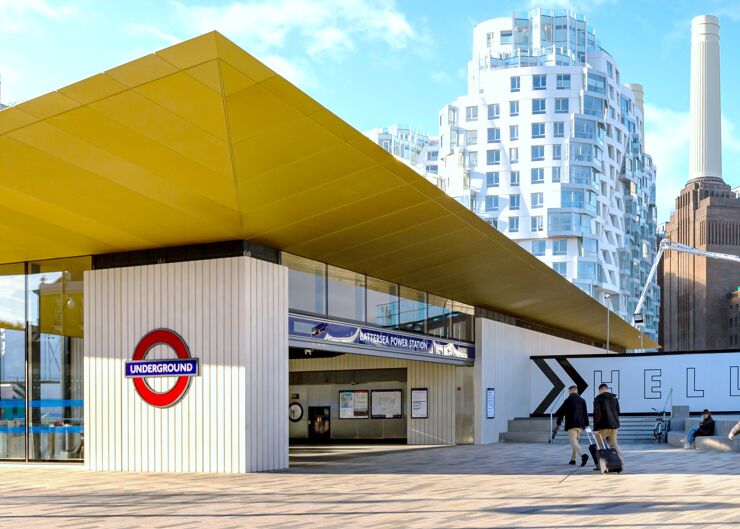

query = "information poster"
[339, 390, 369, 419]
[371, 389, 403, 419]
[486, 388, 495, 419]
[410, 388, 428, 419]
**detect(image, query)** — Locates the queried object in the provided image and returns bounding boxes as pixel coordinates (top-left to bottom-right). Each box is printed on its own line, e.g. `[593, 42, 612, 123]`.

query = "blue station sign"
[289, 315, 474, 360]
[125, 358, 199, 378]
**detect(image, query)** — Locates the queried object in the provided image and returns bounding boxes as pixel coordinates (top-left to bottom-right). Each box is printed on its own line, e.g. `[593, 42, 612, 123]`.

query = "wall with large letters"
[530, 351, 740, 414]
[84, 256, 288, 473]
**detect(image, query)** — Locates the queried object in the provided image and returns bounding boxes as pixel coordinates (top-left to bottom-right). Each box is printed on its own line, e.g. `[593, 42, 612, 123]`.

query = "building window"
[552, 166, 561, 182]
[553, 239, 567, 255]
[553, 121, 565, 138]
[578, 261, 596, 279]
[511, 76, 520, 92]
[467, 151, 478, 167]
[556, 74, 571, 89]
[466, 106, 478, 121]
[531, 145, 545, 161]
[509, 194, 520, 210]
[487, 127, 501, 143]
[328, 265, 366, 321]
[531, 122, 545, 139]
[555, 98, 569, 113]
[532, 192, 544, 209]
[285, 253, 327, 314]
[508, 216, 519, 232]
[533, 240, 546, 256]
[532, 98, 546, 114]
[531, 216, 544, 232]
[553, 144, 562, 160]
[533, 74, 547, 90]
[510, 125, 519, 141]
[466, 130, 478, 145]
[553, 262, 567, 275]
[485, 195, 499, 211]
[486, 171, 499, 187]
[511, 170, 520, 186]
[487, 149, 501, 166]
[509, 147, 519, 163]
[486, 32, 495, 47]
[531, 167, 544, 183]
[587, 73, 606, 95]
[488, 103, 500, 119]
[501, 30, 513, 44]
[510, 100, 519, 116]
[367, 276, 399, 328]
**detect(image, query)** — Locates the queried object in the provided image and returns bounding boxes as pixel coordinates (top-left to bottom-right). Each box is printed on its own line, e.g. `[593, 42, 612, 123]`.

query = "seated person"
[682, 409, 715, 448]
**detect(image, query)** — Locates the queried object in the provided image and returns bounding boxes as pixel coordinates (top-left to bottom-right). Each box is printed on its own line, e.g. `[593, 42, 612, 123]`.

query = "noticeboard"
[338, 390, 369, 419]
[371, 389, 403, 419]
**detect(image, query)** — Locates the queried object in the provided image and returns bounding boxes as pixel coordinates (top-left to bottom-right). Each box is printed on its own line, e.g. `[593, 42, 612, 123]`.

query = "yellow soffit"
[0, 31, 654, 350]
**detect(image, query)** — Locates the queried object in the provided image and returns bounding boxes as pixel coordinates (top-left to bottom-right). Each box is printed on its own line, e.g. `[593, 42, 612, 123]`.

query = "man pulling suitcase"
[592, 383, 624, 471]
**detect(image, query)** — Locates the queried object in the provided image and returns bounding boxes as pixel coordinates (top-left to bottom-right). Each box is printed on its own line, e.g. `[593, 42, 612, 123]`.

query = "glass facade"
[0, 257, 89, 462]
[283, 253, 475, 342]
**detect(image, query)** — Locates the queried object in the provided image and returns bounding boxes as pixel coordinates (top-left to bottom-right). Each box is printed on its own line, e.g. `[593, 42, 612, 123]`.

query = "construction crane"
[633, 239, 740, 326]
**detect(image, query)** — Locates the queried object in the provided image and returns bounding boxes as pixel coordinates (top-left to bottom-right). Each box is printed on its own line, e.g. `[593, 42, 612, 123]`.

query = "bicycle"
[652, 407, 670, 443]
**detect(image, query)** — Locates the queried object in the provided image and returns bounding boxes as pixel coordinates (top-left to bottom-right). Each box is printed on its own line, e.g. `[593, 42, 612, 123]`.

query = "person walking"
[554, 385, 589, 467]
[593, 383, 623, 468]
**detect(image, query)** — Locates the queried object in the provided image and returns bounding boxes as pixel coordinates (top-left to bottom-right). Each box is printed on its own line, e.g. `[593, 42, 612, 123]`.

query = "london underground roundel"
[125, 329, 199, 408]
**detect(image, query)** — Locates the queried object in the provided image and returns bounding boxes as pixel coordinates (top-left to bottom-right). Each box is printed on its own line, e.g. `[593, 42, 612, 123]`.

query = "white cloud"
[0, 0, 79, 32]
[0, 63, 24, 105]
[431, 71, 453, 85]
[644, 103, 740, 223]
[124, 23, 181, 45]
[260, 54, 315, 88]
[525, 0, 616, 13]
[172, 0, 417, 55]
[169, 0, 422, 87]
[643, 103, 690, 223]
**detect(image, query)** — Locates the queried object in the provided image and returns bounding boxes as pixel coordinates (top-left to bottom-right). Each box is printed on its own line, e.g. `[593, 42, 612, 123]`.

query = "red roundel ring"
[132, 329, 192, 408]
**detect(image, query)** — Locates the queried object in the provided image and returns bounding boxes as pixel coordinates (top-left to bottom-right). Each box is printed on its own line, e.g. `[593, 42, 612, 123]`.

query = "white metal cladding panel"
[83, 256, 288, 473]
[474, 317, 603, 444]
[290, 354, 456, 445]
[407, 362, 456, 445]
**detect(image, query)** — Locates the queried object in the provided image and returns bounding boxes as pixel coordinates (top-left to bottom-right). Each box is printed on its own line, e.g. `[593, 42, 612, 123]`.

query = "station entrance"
[288, 345, 474, 447]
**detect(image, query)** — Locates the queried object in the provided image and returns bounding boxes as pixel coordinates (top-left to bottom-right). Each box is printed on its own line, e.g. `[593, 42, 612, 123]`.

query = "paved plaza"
[0, 443, 739, 528]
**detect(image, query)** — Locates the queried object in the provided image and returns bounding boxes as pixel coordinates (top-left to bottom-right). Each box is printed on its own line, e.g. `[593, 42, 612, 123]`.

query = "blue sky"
[1, 0, 740, 223]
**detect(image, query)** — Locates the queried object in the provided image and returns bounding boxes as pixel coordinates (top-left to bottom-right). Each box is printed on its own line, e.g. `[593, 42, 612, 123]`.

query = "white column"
[689, 14, 722, 182]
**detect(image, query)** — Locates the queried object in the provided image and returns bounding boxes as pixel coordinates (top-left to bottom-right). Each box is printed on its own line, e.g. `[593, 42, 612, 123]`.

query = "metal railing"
[547, 388, 567, 443]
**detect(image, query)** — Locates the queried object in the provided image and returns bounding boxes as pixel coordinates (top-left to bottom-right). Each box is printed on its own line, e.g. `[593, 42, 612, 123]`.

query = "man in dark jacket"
[593, 383, 622, 466]
[554, 385, 589, 466]
[684, 409, 715, 447]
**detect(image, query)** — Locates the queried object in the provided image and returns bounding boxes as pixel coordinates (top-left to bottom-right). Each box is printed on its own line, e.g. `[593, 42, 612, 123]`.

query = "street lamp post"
[605, 293, 611, 354]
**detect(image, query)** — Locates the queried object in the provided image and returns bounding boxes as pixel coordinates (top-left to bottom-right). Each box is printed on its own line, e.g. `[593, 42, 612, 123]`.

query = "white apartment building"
[433, 9, 659, 339]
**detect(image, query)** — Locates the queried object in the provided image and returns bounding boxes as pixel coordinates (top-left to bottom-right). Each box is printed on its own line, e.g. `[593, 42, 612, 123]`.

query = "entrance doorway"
[308, 406, 331, 442]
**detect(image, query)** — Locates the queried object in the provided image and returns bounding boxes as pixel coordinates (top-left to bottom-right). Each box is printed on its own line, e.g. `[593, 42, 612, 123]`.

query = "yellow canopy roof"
[0, 32, 654, 349]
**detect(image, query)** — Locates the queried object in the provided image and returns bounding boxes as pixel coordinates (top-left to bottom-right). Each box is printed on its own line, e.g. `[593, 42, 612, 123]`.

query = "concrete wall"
[289, 355, 457, 445]
[84, 256, 288, 473]
[474, 317, 603, 444]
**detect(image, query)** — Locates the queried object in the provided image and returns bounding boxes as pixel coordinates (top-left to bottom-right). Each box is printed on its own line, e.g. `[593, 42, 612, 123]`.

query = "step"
[500, 431, 551, 443]
[667, 431, 684, 447]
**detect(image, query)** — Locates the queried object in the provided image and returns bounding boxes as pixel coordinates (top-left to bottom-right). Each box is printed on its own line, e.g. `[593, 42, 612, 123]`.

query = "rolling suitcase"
[585, 427, 622, 474]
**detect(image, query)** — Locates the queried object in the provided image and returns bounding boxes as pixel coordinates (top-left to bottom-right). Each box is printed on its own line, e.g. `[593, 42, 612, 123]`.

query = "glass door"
[27, 258, 87, 461]
[0, 264, 27, 460]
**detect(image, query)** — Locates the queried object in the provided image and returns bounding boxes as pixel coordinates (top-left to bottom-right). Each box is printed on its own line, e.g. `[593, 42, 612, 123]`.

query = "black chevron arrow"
[556, 358, 588, 396]
[533, 357, 565, 415]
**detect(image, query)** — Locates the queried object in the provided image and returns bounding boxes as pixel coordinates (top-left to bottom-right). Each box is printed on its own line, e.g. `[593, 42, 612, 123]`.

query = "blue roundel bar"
[125, 358, 199, 378]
